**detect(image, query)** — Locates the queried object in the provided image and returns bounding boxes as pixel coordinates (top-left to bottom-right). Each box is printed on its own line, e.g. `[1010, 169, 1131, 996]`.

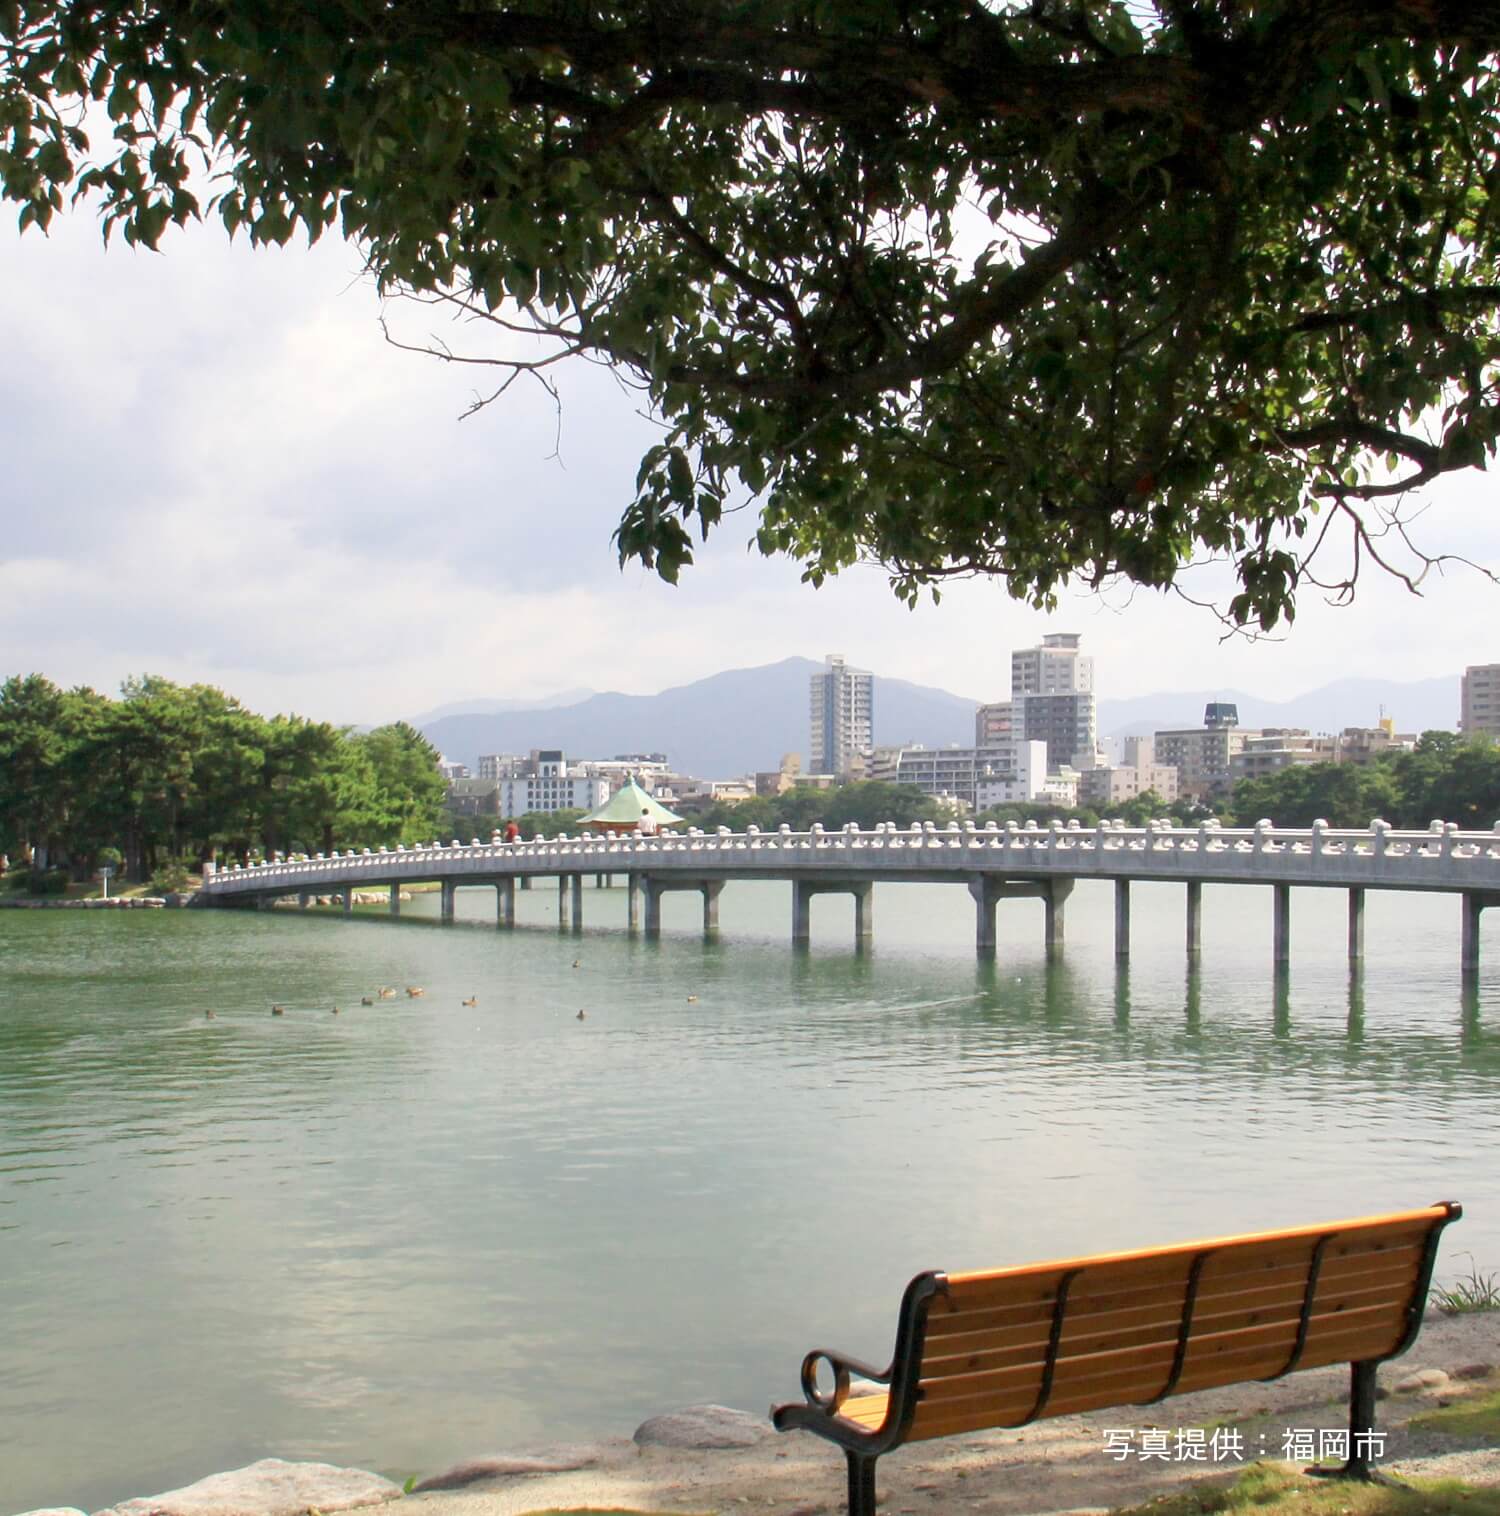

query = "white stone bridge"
[199, 818, 1500, 973]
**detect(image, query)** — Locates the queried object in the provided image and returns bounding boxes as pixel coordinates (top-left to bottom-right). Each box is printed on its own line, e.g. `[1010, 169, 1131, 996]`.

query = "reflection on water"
[1, 880, 1498, 1512]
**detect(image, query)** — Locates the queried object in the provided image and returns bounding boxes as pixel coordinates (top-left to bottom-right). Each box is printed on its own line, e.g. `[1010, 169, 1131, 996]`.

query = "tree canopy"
[5, 2, 1500, 624]
[0, 674, 450, 881]
[1229, 729, 1500, 827]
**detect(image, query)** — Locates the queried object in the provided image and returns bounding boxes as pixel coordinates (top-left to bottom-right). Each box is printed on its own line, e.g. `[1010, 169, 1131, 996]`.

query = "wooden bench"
[772, 1202, 1461, 1516]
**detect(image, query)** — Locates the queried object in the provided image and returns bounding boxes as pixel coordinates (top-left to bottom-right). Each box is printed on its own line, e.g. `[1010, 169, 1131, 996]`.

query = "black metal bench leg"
[846, 1451, 877, 1516]
[1306, 1360, 1397, 1485]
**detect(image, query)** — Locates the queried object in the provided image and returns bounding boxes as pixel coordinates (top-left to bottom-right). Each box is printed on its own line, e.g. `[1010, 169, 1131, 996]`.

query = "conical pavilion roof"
[579, 776, 683, 828]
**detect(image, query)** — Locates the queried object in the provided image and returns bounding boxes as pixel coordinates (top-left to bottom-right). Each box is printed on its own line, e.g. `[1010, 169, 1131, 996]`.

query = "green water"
[2, 880, 1497, 1513]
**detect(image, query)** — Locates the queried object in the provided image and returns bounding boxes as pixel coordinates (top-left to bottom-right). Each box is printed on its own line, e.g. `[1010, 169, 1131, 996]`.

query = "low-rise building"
[495, 750, 610, 815]
[756, 753, 803, 797]
[873, 740, 1048, 810]
[583, 756, 672, 791]
[447, 778, 501, 816]
[1155, 705, 1257, 800]
[974, 700, 1014, 747]
[972, 741, 1050, 808]
[1231, 723, 1416, 781]
[1078, 761, 1181, 807]
[1039, 767, 1081, 808]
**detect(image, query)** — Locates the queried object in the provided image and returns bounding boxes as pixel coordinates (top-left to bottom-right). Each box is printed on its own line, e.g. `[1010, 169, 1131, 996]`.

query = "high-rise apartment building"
[1012, 633, 1094, 697]
[1018, 692, 1097, 771]
[1006, 633, 1097, 770]
[809, 654, 874, 778]
[1461, 665, 1500, 738]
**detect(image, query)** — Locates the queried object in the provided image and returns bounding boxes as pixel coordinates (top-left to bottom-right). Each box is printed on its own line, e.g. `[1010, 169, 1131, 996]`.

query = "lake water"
[3, 880, 1498, 1513]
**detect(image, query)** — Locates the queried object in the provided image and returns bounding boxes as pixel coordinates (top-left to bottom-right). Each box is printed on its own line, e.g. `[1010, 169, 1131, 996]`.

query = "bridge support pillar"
[342, 889, 353, 916]
[1348, 887, 1365, 964]
[1043, 879, 1071, 962]
[627, 872, 642, 932]
[497, 878, 515, 928]
[440, 881, 456, 923]
[520, 875, 531, 891]
[853, 882, 873, 947]
[570, 873, 584, 931]
[792, 881, 812, 945]
[1114, 880, 1131, 960]
[1272, 883, 1291, 967]
[558, 875, 571, 929]
[1459, 892, 1500, 978]
[702, 880, 724, 935]
[639, 876, 726, 939]
[792, 879, 873, 949]
[970, 878, 998, 957]
[1186, 880, 1202, 960]
[298, 891, 310, 911]
[968, 877, 1071, 959]
[388, 884, 400, 916]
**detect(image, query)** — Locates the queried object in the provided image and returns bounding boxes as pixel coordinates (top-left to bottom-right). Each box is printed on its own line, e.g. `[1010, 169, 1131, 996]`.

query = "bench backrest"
[894, 1203, 1459, 1444]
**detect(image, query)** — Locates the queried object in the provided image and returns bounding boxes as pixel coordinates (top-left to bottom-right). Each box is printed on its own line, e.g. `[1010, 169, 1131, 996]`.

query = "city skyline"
[4, 214, 1499, 728]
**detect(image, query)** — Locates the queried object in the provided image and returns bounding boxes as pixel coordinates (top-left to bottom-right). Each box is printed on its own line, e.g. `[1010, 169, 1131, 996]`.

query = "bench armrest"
[794, 1347, 892, 1414]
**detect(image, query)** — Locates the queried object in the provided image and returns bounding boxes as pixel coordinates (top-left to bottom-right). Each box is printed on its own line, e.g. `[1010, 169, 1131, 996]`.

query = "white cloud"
[1, 211, 1496, 727]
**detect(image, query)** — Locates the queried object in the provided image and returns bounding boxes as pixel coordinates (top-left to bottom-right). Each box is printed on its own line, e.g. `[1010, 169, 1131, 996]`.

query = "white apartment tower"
[1461, 665, 1500, 739]
[810, 654, 874, 778]
[1011, 632, 1094, 696]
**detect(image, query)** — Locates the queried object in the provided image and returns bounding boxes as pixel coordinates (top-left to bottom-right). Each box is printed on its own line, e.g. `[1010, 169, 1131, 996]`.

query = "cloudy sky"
[3, 208, 1497, 727]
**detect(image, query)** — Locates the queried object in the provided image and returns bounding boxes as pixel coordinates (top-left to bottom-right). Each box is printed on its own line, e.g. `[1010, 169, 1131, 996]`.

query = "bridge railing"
[200, 817, 1500, 894]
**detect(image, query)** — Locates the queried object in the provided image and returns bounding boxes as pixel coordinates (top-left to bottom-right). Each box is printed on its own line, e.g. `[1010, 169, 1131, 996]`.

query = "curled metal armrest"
[800, 1347, 892, 1413]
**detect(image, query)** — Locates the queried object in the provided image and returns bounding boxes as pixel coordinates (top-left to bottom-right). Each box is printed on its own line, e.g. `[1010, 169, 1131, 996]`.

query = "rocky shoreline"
[0, 896, 169, 909]
[19, 1310, 1497, 1516]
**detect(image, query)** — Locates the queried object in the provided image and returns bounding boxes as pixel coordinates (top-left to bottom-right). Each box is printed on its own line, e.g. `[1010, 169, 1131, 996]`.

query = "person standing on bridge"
[503, 820, 520, 844]
[638, 808, 658, 837]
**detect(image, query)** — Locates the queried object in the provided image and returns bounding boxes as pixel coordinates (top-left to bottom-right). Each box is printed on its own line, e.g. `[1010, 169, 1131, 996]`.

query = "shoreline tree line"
[0, 674, 449, 891]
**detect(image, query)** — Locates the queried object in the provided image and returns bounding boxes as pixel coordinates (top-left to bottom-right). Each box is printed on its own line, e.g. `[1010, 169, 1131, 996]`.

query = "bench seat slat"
[837, 1393, 890, 1429]
[914, 1297, 1409, 1412]
[923, 1247, 1422, 1350]
[919, 1272, 1418, 1379]
[904, 1318, 1407, 1441]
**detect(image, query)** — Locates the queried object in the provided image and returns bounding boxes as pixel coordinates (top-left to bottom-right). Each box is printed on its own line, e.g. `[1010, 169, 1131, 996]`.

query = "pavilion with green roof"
[578, 777, 684, 834]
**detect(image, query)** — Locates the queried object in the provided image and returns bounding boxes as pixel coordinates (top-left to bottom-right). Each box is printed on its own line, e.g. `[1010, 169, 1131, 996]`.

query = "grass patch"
[1432, 1257, 1500, 1315]
[1109, 1461, 1500, 1515]
[1409, 1388, 1500, 1441]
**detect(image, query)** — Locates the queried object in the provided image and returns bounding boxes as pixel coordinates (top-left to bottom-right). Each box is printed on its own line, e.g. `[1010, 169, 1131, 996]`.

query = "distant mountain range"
[416, 661, 1461, 778]
[408, 688, 596, 724]
[419, 657, 980, 777]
